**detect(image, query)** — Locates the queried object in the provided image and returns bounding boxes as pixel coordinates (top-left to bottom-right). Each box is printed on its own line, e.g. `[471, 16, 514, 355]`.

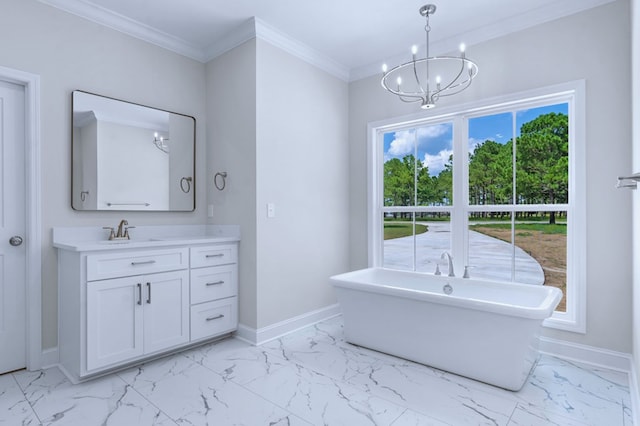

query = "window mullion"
[451, 116, 466, 277]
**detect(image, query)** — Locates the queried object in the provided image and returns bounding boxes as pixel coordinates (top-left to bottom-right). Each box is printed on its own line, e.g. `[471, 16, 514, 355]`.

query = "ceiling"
[39, 0, 614, 81]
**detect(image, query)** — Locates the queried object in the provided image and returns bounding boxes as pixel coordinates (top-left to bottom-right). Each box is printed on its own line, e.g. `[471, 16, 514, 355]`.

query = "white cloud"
[388, 130, 415, 157]
[416, 124, 449, 140]
[424, 149, 453, 175]
[388, 124, 451, 158]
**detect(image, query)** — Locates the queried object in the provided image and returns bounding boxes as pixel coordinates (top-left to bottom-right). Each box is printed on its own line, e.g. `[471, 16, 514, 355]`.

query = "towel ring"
[214, 172, 227, 191]
[180, 177, 193, 193]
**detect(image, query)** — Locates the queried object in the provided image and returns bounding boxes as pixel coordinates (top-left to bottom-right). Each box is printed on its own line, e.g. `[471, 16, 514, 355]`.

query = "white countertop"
[53, 224, 240, 252]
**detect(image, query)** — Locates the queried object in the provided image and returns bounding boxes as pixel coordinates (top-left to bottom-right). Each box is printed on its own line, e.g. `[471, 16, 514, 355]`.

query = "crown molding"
[349, 0, 618, 82]
[203, 18, 258, 63]
[203, 17, 350, 81]
[38, 0, 349, 81]
[39, 0, 615, 83]
[37, 0, 206, 62]
[252, 18, 350, 82]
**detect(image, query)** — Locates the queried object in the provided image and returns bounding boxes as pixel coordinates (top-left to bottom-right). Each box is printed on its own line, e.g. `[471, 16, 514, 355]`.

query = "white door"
[0, 81, 26, 374]
[143, 270, 189, 354]
[87, 276, 144, 371]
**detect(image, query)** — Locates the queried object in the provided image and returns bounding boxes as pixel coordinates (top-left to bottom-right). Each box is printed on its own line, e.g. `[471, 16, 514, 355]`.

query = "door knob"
[9, 236, 23, 246]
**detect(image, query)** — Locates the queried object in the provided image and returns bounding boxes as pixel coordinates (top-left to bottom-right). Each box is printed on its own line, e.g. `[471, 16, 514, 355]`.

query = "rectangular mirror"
[72, 90, 195, 211]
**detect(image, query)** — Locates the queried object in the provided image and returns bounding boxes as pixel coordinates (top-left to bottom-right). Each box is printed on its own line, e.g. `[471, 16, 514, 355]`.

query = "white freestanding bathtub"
[330, 268, 562, 391]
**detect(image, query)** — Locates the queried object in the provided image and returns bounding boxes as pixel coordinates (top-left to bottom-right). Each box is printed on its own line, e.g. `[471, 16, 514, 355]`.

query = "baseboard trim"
[40, 347, 59, 370]
[235, 304, 341, 346]
[539, 336, 632, 372]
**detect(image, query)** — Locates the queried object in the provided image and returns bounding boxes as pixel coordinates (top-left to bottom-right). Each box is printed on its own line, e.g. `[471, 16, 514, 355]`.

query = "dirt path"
[472, 227, 567, 312]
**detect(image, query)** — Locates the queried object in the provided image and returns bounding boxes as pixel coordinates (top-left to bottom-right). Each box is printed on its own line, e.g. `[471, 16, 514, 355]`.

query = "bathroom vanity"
[53, 225, 239, 383]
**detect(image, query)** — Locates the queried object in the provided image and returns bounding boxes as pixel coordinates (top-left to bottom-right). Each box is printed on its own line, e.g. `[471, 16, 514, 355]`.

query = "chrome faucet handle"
[123, 226, 136, 240]
[463, 266, 470, 279]
[102, 226, 116, 240]
[434, 264, 441, 275]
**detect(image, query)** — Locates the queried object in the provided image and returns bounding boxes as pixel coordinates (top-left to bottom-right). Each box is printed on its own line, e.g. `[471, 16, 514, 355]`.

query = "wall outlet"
[267, 203, 275, 218]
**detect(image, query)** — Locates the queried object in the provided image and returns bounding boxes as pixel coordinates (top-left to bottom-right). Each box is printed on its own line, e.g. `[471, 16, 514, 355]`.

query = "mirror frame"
[71, 90, 196, 212]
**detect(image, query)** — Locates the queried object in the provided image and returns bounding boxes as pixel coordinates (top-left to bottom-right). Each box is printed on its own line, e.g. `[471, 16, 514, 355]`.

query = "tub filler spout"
[441, 251, 454, 277]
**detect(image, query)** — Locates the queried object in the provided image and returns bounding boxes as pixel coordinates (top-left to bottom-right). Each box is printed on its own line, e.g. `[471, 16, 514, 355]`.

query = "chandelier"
[381, 4, 478, 109]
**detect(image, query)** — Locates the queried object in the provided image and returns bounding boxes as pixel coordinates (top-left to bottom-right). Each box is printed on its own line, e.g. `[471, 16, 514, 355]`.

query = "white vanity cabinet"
[55, 233, 239, 384]
[86, 269, 189, 370]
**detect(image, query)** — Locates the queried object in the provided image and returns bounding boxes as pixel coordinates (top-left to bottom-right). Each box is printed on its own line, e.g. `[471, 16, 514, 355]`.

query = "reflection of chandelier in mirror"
[153, 132, 169, 153]
[381, 4, 478, 109]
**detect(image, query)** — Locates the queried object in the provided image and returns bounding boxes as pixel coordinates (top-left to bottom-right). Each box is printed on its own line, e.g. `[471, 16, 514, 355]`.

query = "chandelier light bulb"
[459, 43, 466, 53]
[397, 76, 402, 86]
[382, 63, 388, 73]
[436, 75, 441, 84]
[411, 45, 418, 55]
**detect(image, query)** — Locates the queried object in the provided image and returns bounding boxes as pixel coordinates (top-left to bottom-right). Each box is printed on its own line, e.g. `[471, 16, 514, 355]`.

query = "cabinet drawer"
[87, 248, 189, 281]
[190, 244, 237, 268]
[190, 265, 237, 304]
[190, 297, 237, 341]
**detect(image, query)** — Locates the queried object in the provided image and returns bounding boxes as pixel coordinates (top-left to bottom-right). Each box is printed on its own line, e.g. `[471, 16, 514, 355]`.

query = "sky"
[383, 103, 568, 176]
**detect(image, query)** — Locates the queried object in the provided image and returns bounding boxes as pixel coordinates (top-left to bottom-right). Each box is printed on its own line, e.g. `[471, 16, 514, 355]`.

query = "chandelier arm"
[433, 61, 466, 96]
[435, 67, 476, 97]
[398, 95, 425, 104]
[437, 78, 474, 98]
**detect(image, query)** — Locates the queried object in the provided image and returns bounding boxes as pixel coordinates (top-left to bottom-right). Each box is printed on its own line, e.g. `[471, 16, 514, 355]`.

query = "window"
[369, 82, 586, 332]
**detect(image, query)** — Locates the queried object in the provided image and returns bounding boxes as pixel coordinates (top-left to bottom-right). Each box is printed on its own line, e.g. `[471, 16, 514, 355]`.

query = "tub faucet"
[441, 251, 455, 277]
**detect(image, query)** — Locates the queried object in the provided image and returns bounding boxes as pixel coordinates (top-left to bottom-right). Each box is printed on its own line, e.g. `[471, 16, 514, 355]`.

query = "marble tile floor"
[0, 316, 634, 425]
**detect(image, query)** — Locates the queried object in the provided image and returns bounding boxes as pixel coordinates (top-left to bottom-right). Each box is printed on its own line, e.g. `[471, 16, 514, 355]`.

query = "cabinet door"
[87, 276, 143, 371]
[143, 270, 190, 354]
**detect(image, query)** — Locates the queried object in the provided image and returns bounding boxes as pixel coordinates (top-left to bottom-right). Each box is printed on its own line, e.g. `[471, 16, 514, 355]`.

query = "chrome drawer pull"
[131, 260, 156, 266]
[206, 280, 224, 286]
[137, 283, 142, 305]
[206, 314, 225, 321]
[205, 254, 224, 258]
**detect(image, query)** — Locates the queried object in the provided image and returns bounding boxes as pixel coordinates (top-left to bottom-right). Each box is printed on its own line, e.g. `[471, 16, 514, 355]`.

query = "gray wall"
[0, 0, 207, 349]
[207, 38, 350, 330]
[349, 0, 633, 352]
[255, 39, 349, 328]
[206, 39, 259, 328]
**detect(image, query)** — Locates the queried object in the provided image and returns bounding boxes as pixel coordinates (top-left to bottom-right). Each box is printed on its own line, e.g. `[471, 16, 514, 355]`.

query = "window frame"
[368, 81, 586, 333]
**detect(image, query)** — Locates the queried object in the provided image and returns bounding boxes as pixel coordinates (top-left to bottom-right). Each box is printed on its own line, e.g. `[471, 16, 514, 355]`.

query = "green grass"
[470, 223, 567, 235]
[384, 223, 428, 240]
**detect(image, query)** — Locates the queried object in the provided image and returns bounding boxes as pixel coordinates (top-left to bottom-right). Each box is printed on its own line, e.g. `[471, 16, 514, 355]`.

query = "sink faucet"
[441, 251, 455, 277]
[115, 219, 129, 239]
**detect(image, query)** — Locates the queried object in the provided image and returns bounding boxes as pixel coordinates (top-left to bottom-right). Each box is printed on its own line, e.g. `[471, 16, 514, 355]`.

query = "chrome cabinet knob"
[9, 236, 23, 246]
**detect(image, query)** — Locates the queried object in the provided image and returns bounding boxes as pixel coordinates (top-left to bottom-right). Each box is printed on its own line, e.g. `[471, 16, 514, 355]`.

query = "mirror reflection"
[71, 90, 195, 211]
